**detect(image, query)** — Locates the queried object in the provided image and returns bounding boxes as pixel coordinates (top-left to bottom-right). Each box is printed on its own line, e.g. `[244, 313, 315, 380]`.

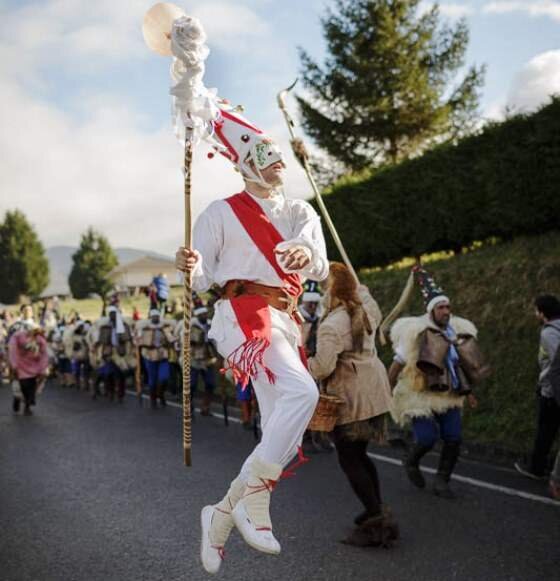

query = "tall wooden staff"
[182, 138, 193, 466]
[135, 343, 143, 406]
[143, 2, 213, 466]
[277, 80, 359, 282]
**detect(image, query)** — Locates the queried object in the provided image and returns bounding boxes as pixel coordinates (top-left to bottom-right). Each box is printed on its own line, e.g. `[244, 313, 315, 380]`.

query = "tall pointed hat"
[412, 265, 450, 313]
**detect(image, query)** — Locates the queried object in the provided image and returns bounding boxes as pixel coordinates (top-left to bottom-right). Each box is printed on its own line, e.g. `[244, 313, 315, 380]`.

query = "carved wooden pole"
[182, 138, 193, 467]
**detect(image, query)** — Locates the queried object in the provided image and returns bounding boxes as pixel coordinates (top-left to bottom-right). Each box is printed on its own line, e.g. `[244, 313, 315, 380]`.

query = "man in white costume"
[176, 111, 329, 573]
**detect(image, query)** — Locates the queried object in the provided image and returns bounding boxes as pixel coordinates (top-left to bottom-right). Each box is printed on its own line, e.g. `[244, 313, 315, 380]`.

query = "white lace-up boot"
[200, 476, 246, 574]
[232, 458, 283, 555]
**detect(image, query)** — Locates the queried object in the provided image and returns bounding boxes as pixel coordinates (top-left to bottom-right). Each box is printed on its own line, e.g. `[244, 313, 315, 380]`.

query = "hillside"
[361, 231, 560, 452]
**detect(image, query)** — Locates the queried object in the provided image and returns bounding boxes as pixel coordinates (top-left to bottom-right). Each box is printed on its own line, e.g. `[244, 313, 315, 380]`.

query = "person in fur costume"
[135, 309, 175, 408]
[87, 306, 135, 403]
[309, 263, 398, 547]
[387, 266, 488, 498]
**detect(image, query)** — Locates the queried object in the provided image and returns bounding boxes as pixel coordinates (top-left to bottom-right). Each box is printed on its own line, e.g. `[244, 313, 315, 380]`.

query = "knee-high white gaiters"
[200, 476, 246, 574]
[232, 457, 283, 554]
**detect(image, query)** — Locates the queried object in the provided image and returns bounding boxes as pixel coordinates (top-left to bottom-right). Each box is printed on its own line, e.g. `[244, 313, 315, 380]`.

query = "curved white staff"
[277, 80, 358, 282]
[143, 3, 218, 467]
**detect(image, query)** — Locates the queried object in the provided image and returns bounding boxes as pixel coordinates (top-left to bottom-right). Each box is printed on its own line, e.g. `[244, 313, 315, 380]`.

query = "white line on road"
[126, 390, 242, 423]
[367, 453, 560, 507]
[126, 391, 560, 507]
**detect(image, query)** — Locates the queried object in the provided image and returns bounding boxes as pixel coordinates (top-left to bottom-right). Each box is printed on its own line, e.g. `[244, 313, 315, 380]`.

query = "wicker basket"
[308, 393, 344, 432]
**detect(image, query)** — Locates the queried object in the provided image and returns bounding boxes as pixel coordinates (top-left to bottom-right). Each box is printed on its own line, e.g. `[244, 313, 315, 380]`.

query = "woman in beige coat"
[308, 262, 397, 546]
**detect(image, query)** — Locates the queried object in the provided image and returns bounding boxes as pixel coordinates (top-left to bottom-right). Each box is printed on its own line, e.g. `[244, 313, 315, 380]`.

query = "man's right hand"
[175, 247, 200, 273]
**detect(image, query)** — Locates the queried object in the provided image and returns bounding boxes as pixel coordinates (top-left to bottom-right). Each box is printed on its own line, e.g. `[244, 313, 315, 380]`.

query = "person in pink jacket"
[8, 326, 49, 415]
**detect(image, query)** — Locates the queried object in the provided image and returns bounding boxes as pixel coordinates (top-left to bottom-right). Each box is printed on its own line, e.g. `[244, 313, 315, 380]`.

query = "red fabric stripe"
[226, 192, 302, 298]
[221, 191, 307, 385]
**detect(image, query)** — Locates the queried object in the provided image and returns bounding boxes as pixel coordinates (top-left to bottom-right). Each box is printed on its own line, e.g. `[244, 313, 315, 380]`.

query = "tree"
[0, 210, 50, 304]
[297, 0, 485, 170]
[69, 228, 118, 299]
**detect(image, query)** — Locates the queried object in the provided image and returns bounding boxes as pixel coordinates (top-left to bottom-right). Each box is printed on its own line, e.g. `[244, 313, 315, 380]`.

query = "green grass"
[361, 230, 560, 452]
[54, 287, 186, 322]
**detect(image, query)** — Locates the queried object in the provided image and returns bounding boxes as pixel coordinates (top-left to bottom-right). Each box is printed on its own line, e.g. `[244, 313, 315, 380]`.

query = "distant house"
[108, 255, 179, 291]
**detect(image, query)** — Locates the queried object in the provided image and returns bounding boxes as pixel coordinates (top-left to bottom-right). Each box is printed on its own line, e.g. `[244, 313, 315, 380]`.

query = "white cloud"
[507, 50, 560, 111]
[0, 0, 149, 73]
[191, 2, 270, 53]
[483, 1, 560, 22]
[0, 0, 270, 79]
[439, 3, 474, 18]
[418, 2, 474, 18]
[481, 50, 560, 121]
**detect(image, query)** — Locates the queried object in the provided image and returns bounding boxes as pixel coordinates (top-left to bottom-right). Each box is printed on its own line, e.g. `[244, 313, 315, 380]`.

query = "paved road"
[1, 383, 558, 581]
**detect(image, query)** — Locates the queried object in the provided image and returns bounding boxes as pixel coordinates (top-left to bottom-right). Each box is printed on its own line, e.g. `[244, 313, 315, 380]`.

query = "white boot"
[200, 476, 246, 574]
[232, 457, 282, 555]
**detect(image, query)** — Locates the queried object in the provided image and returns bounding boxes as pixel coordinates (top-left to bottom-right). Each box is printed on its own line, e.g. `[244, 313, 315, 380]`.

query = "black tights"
[19, 377, 38, 407]
[334, 438, 382, 517]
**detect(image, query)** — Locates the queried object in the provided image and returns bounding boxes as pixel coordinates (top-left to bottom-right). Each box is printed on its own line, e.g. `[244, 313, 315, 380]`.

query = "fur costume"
[135, 318, 175, 362]
[87, 316, 135, 371]
[390, 314, 477, 426]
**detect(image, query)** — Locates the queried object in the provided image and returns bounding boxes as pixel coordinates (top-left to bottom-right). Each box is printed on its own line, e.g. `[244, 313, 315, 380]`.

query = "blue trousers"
[236, 380, 254, 402]
[412, 407, 462, 448]
[145, 359, 170, 394]
[190, 367, 216, 394]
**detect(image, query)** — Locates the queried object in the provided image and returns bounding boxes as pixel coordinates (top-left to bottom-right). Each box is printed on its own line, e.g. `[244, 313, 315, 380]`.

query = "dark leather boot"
[404, 444, 432, 488]
[434, 441, 461, 499]
[361, 514, 394, 548]
[341, 514, 384, 547]
[381, 504, 400, 541]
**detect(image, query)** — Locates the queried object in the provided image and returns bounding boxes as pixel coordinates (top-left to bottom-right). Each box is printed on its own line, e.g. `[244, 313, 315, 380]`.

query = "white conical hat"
[143, 2, 186, 56]
[211, 104, 284, 174]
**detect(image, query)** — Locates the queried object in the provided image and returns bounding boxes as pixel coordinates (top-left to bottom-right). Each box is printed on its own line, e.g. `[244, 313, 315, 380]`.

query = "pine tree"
[69, 228, 118, 299]
[297, 0, 485, 170]
[0, 210, 49, 304]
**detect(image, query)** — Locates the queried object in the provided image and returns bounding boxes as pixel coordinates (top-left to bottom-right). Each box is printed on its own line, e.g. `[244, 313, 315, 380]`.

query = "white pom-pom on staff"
[143, 3, 217, 468]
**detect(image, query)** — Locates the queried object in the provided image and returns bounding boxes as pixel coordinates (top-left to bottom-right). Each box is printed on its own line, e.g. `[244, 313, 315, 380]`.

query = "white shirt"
[191, 191, 329, 292]
[189, 191, 329, 352]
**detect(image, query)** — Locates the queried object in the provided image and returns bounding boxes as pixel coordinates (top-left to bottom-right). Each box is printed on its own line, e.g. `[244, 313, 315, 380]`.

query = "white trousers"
[212, 301, 319, 481]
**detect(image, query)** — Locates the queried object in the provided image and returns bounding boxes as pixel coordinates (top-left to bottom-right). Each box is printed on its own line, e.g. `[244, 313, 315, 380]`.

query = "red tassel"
[221, 337, 276, 388]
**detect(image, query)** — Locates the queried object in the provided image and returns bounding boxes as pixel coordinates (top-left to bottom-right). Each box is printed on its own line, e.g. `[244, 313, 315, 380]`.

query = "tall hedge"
[317, 98, 560, 268]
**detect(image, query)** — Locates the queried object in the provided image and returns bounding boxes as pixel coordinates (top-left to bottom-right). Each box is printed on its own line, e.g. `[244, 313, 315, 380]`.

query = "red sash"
[223, 191, 303, 387]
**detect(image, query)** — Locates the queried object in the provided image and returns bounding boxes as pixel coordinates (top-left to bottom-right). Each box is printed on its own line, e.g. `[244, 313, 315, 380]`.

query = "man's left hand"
[275, 246, 311, 271]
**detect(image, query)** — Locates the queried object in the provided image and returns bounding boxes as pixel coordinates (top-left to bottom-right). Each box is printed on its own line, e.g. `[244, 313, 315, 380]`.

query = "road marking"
[126, 391, 559, 507]
[126, 390, 242, 423]
[367, 453, 560, 507]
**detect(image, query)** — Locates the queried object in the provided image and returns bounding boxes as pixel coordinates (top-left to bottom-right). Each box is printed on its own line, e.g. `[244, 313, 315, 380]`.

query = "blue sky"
[1, 0, 559, 255]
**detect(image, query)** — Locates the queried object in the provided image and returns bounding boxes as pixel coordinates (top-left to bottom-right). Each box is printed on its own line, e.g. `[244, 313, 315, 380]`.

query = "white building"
[108, 255, 178, 291]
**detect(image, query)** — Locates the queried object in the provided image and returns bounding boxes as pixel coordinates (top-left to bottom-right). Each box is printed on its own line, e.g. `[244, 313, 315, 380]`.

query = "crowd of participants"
[0, 294, 213, 412]
[2, 268, 559, 539]
[0, 277, 324, 429]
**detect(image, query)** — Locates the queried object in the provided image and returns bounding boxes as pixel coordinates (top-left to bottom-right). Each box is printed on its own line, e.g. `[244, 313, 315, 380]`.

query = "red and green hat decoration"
[412, 265, 450, 313]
